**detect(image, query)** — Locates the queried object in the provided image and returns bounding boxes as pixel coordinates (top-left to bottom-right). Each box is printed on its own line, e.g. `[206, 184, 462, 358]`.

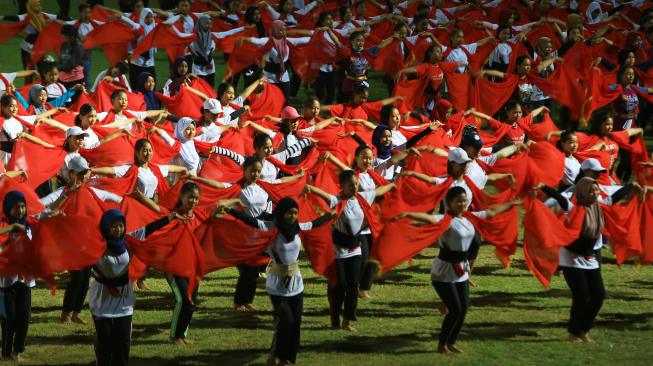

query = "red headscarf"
[269, 20, 289, 75]
[434, 99, 453, 122]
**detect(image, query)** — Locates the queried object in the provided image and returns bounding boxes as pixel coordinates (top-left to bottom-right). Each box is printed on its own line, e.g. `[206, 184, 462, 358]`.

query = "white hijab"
[174, 117, 200, 173]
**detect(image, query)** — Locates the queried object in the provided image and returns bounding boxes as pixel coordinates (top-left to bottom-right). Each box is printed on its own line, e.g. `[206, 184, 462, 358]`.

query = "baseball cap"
[66, 155, 90, 173]
[280, 106, 300, 120]
[448, 147, 472, 164]
[580, 158, 607, 172]
[460, 133, 483, 150]
[66, 126, 89, 138]
[203, 98, 223, 115]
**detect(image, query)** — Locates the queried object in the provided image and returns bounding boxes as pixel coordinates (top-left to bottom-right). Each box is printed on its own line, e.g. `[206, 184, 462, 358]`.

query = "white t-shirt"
[0, 115, 37, 166]
[328, 191, 376, 259]
[0, 72, 17, 95]
[97, 110, 147, 131]
[441, 43, 478, 72]
[114, 164, 170, 199]
[466, 154, 499, 190]
[562, 156, 581, 186]
[239, 181, 278, 218]
[88, 251, 134, 318]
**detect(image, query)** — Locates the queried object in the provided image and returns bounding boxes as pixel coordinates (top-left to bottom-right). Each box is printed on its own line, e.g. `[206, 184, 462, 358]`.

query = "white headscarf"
[139, 8, 156, 35]
[174, 117, 200, 173]
[585, 2, 606, 25]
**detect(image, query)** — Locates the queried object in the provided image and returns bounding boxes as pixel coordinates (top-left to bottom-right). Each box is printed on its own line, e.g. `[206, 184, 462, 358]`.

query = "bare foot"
[358, 290, 372, 299]
[438, 303, 448, 315]
[341, 320, 357, 333]
[71, 313, 87, 325]
[436, 344, 451, 354]
[60, 311, 72, 324]
[447, 344, 463, 353]
[11, 353, 25, 363]
[170, 338, 186, 345]
[136, 279, 150, 291]
[244, 303, 257, 311]
[580, 333, 594, 343]
[234, 304, 250, 312]
[182, 338, 194, 345]
[568, 334, 584, 343]
[266, 355, 277, 366]
[468, 278, 477, 287]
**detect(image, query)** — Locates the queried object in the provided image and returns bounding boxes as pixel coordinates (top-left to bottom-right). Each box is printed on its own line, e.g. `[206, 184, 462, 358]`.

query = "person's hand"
[506, 173, 515, 188]
[102, 75, 113, 82]
[393, 212, 409, 220]
[407, 147, 421, 157]
[296, 168, 306, 178]
[429, 120, 443, 130]
[57, 107, 69, 113]
[463, 108, 475, 116]
[242, 105, 251, 114]
[240, 120, 251, 128]
[516, 142, 530, 152]
[531, 182, 544, 195]
[169, 212, 189, 221]
[6, 84, 15, 94]
[511, 198, 523, 207]
[337, 131, 354, 137]
[319, 151, 332, 162]
[400, 170, 415, 178]
[541, 106, 550, 114]
[19, 170, 28, 180]
[11, 223, 26, 232]
[525, 140, 537, 147]
[148, 126, 161, 135]
[72, 83, 85, 91]
[544, 131, 554, 141]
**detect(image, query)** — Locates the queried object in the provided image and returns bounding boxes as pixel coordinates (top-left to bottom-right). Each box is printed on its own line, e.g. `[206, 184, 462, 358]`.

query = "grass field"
[0, 1, 652, 365]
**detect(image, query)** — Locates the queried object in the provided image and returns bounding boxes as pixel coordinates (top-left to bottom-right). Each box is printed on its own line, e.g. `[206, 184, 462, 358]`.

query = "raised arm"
[188, 175, 230, 188]
[36, 117, 69, 131]
[19, 132, 55, 148]
[304, 184, 333, 204]
[402, 170, 437, 184]
[394, 211, 438, 224]
[184, 85, 210, 101]
[484, 199, 521, 219]
[322, 151, 350, 171]
[374, 182, 396, 197]
[240, 77, 266, 100]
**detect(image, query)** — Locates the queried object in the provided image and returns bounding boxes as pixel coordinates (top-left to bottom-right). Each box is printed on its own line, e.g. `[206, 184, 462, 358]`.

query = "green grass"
[1, 2, 653, 365]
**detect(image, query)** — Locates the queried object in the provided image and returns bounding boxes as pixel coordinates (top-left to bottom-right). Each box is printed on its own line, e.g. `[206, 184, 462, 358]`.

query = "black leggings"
[270, 294, 303, 364]
[274, 81, 291, 99]
[313, 70, 337, 105]
[93, 315, 132, 366]
[562, 266, 605, 336]
[329, 254, 361, 324]
[1, 282, 31, 357]
[167, 275, 198, 339]
[359, 234, 377, 291]
[616, 149, 632, 183]
[234, 264, 259, 305]
[432, 280, 469, 346]
[198, 73, 215, 89]
[62, 267, 91, 313]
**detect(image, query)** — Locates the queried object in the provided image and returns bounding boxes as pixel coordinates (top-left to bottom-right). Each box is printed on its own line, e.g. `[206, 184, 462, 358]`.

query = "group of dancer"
[0, 0, 653, 365]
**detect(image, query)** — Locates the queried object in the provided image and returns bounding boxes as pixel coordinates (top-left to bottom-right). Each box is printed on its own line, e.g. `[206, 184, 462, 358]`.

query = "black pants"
[383, 75, 395, 96]
[57, 0, 71, 19]
[274, 82, 291, 99]
[198, 73, 215, 89]
[432, 280, 469, 346]
[329, 255, 361, 324]
[562, 266, 605, 336]
[93, 315, 132, 366]
[234, 264, 259, 305]
[290, 71, 301, 97]
[167, 275, 198, 339]
[313, 70, 337, 105]
[128, 64, 155, 87]
[359, 234, 377, 291]
[62, 267, 91, 313]
[616, 149, 632, 183]
[270, 294, 303, 364]
[21, 50, 33, 83]
[1, 283, 31, 357]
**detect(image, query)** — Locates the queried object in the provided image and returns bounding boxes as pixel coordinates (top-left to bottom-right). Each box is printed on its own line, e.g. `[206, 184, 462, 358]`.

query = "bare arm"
[240, 77, 266, 100]
[626, 128, 644, 137]
[91, 167, 118, 176]
[304, 184, 332, 204]
[188, 175, 229, 188]
[166, 165, 189, 174]
[375, 183, 395, 197]
[402, 170, 437, 184]
[184, 85, 210, 101]
[241, 120, 274, 136]
[36, 117, 69, 131]
[278, 169, 306, 183]
[19, 133, 55, 148]
[322, 151, 350, 171]
[484, 199, 521, 219]
[394, 211, 437, 224]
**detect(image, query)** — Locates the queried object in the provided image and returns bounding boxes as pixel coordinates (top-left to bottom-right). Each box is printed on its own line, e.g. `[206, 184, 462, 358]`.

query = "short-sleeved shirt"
[114, 164, 170, 199]
[89, 251, 134, 318]
[327, 191, 376, 259]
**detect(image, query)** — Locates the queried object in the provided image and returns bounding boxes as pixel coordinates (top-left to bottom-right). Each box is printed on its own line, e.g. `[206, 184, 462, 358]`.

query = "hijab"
[175, 117, 200, 172]
[273, 197, 300, 242]
[372, 125, 392, 160]
[135, 72, 160, 110]
[169, 56, 189, 95]
[434, 99, 453, 122]
[269, 20, 289, 75]
[3, 190, 28, 229]
[27, 0, 44, 32]
[28, 84, 47, 114]
[100, 209, 127, 255]
[139, 8, 156, 36]
[191, 15, 213, 59]
[574, 177, 604, 240]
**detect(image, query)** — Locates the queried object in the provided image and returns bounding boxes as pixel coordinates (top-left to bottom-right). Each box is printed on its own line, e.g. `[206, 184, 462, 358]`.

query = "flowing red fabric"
[69, 92, 97, 112]
[290, 30, 341, 84]
[7, 140, 66, 189]
[214, 26, 256, 54]
[156, 78, 217, 120]
[296, 195, 335, 276]
[442, 69, 473, 112]
[372, 39, 407, 77]
[158, 179, 241, 210]
[90, 163, 170, 197]
[246, 83, 286, 120]
[92, 80, 146, 112]
[59, 185, 110, 218]
[393, 62, 458, 111]
[639, 196, 653, 264]
[31, 23, 63, 63]
[465, 208, 519, 267]
[131, 24, 197, 62]
[225, 39, 273, 80]
[258, 175, 308, 203]
[0, 17, 29, 43]
[0, 176, 44, 216]
[522, 197, 586, 287]
[120, 195, 166, 232]
[472, 73, 520, 116]
[84, 21, 141, 65]
[199, 154, 245, 182]
[80, 130, 136, 167]
[602, 199, 642, 265]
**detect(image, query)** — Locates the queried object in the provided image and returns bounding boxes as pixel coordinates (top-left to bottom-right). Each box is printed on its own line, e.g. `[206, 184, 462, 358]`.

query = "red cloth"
[93, 80, 146, 112]
[602, 199, 642, 265]
[59, 184, 110, 218]
[393, 62, 458, 111]
[156, 78, 217, 120]
[7, 140, 66, 189]
[0, 176, 44, 217]
[0, 17, 29, 43]
[290, 30, 342, 84]
[83, 21, 141, 65]
[225, 39, 273, 80]
[131, 24, 197, 62]
[80, 129, 136, 167]
[372, 39, 408, 77]
[120, 195, 166, 232]
[31, 23, 63, 63]
[639, 196, 653, 265]
[213, 25, 256, 54]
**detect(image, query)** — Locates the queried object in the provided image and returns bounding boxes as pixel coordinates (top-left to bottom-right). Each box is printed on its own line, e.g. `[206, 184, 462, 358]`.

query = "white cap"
[66, 155, 90, 172]
[202, 98, 222, 114]
[66, 126, 89, 138]
[448, 147, 472, 164]
[580, 158, 607, 172]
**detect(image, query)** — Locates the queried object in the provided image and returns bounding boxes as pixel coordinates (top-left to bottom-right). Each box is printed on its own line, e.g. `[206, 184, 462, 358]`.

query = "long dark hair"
[589, 108, 614, 136]
[74, 103, 96, 127]
[244, 6, 265, 36]
[134, 138, 152, 165]
[0, 95, 16, 118]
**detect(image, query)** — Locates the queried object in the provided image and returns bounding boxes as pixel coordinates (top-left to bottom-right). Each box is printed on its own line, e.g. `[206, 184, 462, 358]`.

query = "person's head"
[140, 7, 155, 26]
[566, 13, 584, 29]
[460, 132, 484, 159]
[224, 0, 242, 14]
[575, 177, 600, 206]
[134, 138, 153, 166]
[74, 103, 97, 129]
[110, 89, 129, 111]
[339, 5, 353, 22]
[99, 209, 127, 254]
[243, 155, 263, 183]
[535, 37, 553, 57]
[244, 6, 262, 24]
[176, 182, 200, 214]
[78, 4, 91, 21]
[412, 14, 428, 33]
[40, 62, 59, 84]
[303, 96, 320, 119]
[424, 44, 443, 64]
[556, 130, 579, 156]
[217, 82, 236, 105]
[175, 117, 197, 142]
[197, 14, 213, 32]
[567, 25, 583, 42]
[350, 30, 366, 52]
[253, 133, 274, 159]
[579, 158, 606, 180]
[626, 31, 643, 50]
[28, 84, 47, 107]
[201, 98, 222, 123]
[444, 186, 468, 217]
[172, 57, 189, 78]
[111, 61, 129, 78]
[274, 197, 299, 227]
[137, 72, 156, 93]
[515, 56, 532, 76]
[380, 104, 401, 129]
[339, 169, 359, 198]
[63, 126, 89, 153]
[394, 23, 409, 41]
[450, 28, 465, 48]
[372, 125, 393, 158]
[447, 147, 472, 178]
[354, 145, 374, 171]
[434, 99, 454, 121]
[352, 82, 369, 105]
[177, 0, 191, 15]
[65, 154, 91, 183]
[355, 1, 367, 16]
[617, 65, 636, 86]
[496, 24, 512, 42]
[3, 190, 27, 224]
[503, 100, 523, 123]
[279, 106, 300, 135]
[132, 0, 145, 13]
[316, 12, 333, 29]
[0, 95, 18, 118]
[27, 0, 42, 14]
[278, 0, 294, 15]
[589, 109, 614, 137]
[617, 49, 636, 67]
[60, 24, 78, 42]
[270, 20, 287, 39]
